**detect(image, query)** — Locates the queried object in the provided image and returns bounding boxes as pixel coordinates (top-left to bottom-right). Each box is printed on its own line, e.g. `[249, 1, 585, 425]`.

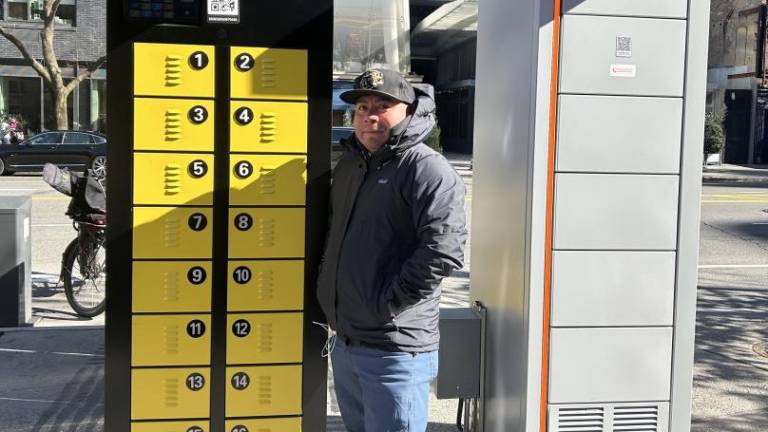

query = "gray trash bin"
[0, 196, 32, 327]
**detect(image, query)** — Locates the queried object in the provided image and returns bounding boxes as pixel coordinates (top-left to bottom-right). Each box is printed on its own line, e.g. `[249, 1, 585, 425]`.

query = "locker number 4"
[234, 107, 254, 125]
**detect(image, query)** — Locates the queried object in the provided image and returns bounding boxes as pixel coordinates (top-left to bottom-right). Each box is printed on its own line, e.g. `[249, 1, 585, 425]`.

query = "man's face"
[353, 95, 409, 153]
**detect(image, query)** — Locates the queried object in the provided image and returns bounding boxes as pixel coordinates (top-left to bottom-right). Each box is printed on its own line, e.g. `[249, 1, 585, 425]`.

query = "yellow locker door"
[226, 313, 303, 365]
[134, 99, 215, 152]
[230, 47, 307, 100]
[134, 43, 215, 98]
[227, 260, 304, 312]
[229, 101, 308, 154]
[225, 365, 302, 418]
[132, 315, 211, 367]
[133, 153, 214, 206]
[132, 261, 212, 313]
[229, 155, 307, 206]
[131, 368, 210, 420]
[224, 418, 301, 432]
[131, 420, 210, 432]
[133, 207, 213, 259]
[228, 208, 305, 259]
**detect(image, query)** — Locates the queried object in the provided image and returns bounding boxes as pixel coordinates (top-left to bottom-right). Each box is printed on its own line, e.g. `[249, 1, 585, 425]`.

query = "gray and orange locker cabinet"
[106, 2, 333, 431]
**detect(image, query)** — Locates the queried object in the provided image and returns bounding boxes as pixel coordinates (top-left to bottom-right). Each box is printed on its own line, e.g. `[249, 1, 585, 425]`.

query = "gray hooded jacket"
[316, 88, 467, 352]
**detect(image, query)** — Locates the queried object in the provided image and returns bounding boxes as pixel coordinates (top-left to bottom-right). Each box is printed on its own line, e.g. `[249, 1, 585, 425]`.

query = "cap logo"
[359, 70, 384, 89]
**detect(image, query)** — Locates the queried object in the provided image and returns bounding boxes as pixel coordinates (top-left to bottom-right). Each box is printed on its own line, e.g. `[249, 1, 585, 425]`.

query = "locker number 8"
[231, 372, 250, 390]
[189, 106, 208, 124]
[233, 266, 251, 284]
[189, 52, 209, 70]
[232, 319, 251, 337]
[235, 53, 255, 71]
[187, 320, 206, 338]
[234, 107, 254, 125]
[189, 160, 208, 178]
[234, 161, 253, 179]
[187, 266, 207, 285]
[188, 213, 208, 231]
[186, 427, 204, 432]
[186, 373, 205, 391]
[234, 213, 253, 231]
[231, 425, 248, 432]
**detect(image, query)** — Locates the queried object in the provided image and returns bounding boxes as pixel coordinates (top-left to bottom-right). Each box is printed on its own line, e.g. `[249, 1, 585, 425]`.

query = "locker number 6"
[189, 160, 208, 178]
[232, 319, 251, 337]
[189, 106, 208, 124]
[188, 213, 208, 231]
[234, 213, 253, 231]
[187, 266, 207, 285]
[186, 373, 205, 391]
[189, 52, 209, 70]
[231, 372, 250, 390]
[231, 425, 248, 432]
[235, 53, 255, 71]
[234, 161, 253, 179]
[187, 319, 206, 338]
[234, 107, 254, 125]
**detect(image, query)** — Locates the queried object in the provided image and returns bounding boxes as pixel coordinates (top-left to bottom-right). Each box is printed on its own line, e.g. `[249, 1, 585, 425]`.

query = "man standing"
[317, 68, 467, 432]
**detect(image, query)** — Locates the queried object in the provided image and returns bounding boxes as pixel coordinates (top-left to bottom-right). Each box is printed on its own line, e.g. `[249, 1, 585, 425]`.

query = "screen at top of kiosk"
[125, 0, 202, 23]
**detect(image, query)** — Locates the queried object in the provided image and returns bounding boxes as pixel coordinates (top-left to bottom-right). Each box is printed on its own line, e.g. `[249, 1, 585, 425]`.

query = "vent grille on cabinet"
[550, 402, 669, 432]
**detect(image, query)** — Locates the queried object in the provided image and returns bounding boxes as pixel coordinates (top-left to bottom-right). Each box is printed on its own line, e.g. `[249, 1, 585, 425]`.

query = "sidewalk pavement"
[701, 164, 768, 184]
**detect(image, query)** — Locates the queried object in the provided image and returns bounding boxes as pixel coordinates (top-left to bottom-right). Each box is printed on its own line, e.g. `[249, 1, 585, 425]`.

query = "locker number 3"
[231, 372, 250, 390]
[189, 106, 208, 124]
[188, 213, 208, 231]
[187, 266, 207, 285]
[232, 319, 251, 337]
[186, 373, 205, 391]
[234, 213, 253, 231]
[189, 160, 208, 178]
[187, 320, 206, 338]
[189, 52, 209, 70]
[234, 161, 253, 179]
[235, 53, 255, 71]
[234, 107, 254, 125]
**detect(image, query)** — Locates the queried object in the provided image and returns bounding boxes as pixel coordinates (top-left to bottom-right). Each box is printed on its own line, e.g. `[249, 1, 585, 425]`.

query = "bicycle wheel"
[63, 237, 106, 317]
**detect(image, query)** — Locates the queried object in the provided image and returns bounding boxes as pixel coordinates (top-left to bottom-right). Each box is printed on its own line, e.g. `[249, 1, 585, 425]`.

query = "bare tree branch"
[64, 55, 107, 94]
[0, 26, 52, 83]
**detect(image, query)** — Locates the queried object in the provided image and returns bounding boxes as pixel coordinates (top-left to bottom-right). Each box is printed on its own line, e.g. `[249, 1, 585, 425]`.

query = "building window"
[7, 1, 29, 21]
[1, 0, 75, 26]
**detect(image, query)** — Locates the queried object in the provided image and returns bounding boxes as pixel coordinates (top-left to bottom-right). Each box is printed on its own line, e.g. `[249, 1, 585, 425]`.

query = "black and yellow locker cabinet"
[107, 2, 332, 431]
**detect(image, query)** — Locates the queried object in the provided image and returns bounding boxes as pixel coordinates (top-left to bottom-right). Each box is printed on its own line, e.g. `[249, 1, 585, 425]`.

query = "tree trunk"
[53, 86, 68, 130]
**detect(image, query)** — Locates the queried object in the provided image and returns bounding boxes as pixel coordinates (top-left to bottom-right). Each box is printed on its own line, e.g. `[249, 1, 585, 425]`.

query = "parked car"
[331, 126, 354, 167]
[0, 131, 107, 177]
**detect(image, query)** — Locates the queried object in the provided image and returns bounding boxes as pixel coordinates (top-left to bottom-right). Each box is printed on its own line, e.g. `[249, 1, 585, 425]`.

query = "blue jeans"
[331, 338, 438, 432]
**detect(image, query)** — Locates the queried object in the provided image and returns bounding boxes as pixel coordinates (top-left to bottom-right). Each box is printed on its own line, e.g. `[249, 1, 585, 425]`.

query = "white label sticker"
[616, 36, 632, 58]
[23, 217, 29, 240]
[207, 0, 240, 23]
[610, 64, 637, 78]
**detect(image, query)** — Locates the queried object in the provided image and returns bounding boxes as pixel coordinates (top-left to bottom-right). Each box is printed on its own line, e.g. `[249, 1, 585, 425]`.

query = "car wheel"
[0, 157, 5, 176]
[90, 155, 106, 178]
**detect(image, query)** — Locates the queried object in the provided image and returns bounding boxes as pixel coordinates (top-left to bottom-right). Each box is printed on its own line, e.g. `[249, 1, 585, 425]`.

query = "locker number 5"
[189, 160, 208, 178]
[186, 373, 205, 391]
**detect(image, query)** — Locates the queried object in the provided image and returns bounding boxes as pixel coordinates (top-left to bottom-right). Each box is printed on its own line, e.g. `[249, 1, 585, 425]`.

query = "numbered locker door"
[134, 43, 215, 98]
[226, 313, 303, 364]
[225, 365, 302, 417]
[134, 99, 215, 152]
[229, 155, 307, 206]
[134, 154, 214, 206]
[132, 368, 211, 420]
[228, 208, 305, 258]
[133, 207, 213, 259]
[132, 315, 211, 367]
[133, 261, 212, 313]
[230, 101, 308, 154]
[230, 47, 307, 101]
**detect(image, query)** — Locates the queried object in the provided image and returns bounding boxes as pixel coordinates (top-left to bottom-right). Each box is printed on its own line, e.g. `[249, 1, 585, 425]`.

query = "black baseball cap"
[340, 68, 416, 105]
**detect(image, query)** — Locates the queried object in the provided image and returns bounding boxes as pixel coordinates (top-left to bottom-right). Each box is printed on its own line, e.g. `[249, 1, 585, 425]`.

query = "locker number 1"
[186, 373, 205, 391]
[189, 52, 209, 70]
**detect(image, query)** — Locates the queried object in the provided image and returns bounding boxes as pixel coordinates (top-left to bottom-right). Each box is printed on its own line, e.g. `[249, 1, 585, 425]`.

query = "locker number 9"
[234, 107, 254, 125]
[234, 213, 253, 231]
[189, 51, 209, 70]
[231, 372, 250, 390]
[232, 319, 251, 337]
[187, 320, 206, 338]
[231, 425, 248, 432]
[189, 160, 208, 178]
[233, 266, 251, 284]
[189, 106, 208, 124]
[188, 213, 208, 231]
[234, 161, 253, 179]
[187, 266, 207, 285]
[186, 373, 205, 391]
[235, 53, 255, 71]
[186, 427, 204, 432]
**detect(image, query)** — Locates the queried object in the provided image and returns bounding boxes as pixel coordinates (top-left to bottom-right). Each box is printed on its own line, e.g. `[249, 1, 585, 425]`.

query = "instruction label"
[609, 64, 636, 78]
[207, 0, 240, 23]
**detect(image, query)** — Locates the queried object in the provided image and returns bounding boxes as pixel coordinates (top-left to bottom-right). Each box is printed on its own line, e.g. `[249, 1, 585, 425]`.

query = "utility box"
[0, 196, 32, 327]
[436, 307, 482, 399]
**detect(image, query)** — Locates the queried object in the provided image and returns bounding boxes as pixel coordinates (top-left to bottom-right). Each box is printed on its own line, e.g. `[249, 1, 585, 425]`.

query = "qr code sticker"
[208, 0, 238, 16]
[616, 36, 632, 58]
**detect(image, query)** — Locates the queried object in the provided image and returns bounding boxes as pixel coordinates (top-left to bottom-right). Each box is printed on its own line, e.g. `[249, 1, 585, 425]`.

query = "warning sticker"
[610, 64, 637, 78]
[207, 0, 240, 24]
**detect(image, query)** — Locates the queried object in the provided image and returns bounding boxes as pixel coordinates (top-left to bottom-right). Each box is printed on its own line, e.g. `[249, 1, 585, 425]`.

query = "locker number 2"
[232, 319, 250, 337]
[187, 320, 206, 338]
[186, 373, 205, 391]
[235, 53, 255, 71]
[231, 372, 250, 390]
